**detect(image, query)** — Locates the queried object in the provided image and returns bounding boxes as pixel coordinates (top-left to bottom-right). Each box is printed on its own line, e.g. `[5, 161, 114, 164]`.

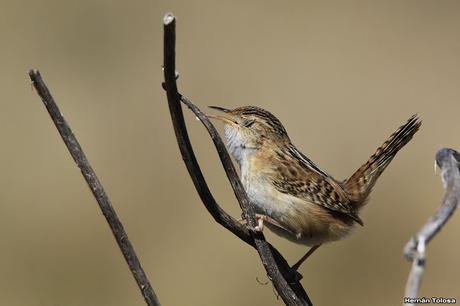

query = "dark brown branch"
[28, 70, 161, 306]
[162, 13, 312, 306]
[403, 148, 460, 304]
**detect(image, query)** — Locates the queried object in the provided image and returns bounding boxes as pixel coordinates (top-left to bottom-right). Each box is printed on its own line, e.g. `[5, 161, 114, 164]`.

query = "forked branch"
[403, 148, 460, 304]
[162, 12, 312, 306]
[28, 70, 161, 306]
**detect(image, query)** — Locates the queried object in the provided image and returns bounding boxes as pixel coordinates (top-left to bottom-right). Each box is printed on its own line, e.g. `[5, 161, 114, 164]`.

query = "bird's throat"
[223, 124, 257, 168]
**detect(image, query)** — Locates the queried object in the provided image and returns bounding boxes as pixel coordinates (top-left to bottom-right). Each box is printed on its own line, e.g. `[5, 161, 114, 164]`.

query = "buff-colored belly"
[243, 172, 354, 246]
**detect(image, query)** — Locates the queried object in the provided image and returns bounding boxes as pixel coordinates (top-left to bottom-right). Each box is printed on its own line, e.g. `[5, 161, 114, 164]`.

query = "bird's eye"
[243, 119, 255, 128]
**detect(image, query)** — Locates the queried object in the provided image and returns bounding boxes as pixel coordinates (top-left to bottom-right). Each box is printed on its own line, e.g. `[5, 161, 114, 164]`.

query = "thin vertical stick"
[28, 69, 161, 306]
[162, 13, 311, 306]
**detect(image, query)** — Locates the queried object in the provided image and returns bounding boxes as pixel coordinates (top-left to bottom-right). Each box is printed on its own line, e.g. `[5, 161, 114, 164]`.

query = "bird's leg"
[254, 214, 267, 231]
[254, 214, 289, 232]
[255, 218, 263, 231]
[291, 244, 322, 270]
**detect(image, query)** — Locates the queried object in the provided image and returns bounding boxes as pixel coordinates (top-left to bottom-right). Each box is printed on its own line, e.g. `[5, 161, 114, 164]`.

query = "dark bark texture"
[28, 70, 161, 306]
[162, 12, 312, 306]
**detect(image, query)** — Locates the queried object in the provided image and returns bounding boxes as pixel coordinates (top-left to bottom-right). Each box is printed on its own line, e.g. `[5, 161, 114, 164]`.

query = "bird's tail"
[344, 115, 421, 207]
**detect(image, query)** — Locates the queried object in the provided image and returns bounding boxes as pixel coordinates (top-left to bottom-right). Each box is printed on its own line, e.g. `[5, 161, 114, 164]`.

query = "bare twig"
[28, 70, 161, 306]
[162, 12, 312, 306]
[403, 148, 460, 304]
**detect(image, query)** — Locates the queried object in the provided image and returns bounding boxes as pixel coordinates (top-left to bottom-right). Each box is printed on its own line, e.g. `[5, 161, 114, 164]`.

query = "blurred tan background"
[1, 1, 459, 305]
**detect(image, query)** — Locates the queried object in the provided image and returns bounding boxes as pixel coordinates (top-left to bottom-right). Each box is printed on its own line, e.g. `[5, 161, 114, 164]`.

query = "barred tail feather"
[345, 114, 421, 205]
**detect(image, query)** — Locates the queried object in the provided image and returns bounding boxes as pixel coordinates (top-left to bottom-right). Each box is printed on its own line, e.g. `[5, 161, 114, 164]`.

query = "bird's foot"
[254, 214, 265, 232]
[254, 214, 288, 232]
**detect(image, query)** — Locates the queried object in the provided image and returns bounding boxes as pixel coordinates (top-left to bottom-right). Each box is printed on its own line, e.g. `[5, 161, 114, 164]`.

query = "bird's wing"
[271, 147, 363, 225]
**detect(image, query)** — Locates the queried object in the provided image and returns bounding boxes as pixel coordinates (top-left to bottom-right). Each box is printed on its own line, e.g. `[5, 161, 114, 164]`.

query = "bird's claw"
[254, 216, 265, 232]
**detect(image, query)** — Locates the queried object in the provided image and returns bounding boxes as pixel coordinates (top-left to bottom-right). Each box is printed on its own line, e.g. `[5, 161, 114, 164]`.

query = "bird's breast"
[241, 158, 293, 220]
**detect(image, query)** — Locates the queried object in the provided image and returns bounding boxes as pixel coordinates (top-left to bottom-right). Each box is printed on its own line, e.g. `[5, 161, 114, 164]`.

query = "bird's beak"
[207, 106, 237, 125]
[208, 105, 231, 113]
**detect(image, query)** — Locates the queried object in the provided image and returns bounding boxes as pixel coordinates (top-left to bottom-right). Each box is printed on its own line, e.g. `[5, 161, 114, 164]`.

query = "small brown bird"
[208, 106, 421, 270]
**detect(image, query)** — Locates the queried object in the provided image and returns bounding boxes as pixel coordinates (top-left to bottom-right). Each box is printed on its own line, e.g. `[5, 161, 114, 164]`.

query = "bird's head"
[208, 105, 290, 162]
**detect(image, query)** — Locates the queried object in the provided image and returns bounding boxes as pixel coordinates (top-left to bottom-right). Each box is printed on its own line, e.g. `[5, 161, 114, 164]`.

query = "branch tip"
[163, 13, 175, 25]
